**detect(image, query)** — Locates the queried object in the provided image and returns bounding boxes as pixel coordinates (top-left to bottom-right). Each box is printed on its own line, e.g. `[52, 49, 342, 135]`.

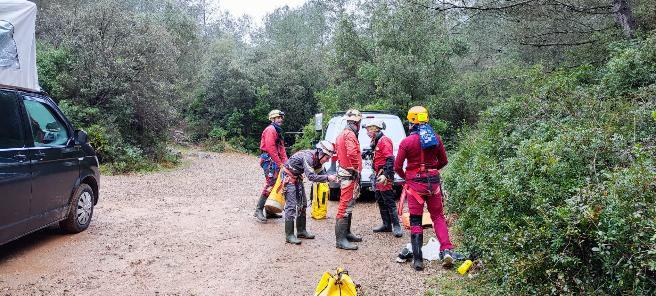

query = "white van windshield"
[324, 114, 406, 152]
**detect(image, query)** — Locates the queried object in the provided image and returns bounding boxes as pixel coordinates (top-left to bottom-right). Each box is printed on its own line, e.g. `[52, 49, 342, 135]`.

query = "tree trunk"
[612, 0, 637, 38]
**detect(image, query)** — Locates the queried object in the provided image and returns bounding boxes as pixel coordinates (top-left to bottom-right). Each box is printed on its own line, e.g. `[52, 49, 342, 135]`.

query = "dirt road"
[0, 152, 446, 295]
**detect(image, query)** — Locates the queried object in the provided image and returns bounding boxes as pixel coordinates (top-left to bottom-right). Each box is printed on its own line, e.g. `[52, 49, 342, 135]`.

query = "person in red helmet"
[254, 109, 288, 223]
[394, 106, 462, 271]
[365, 120, 402, 238]
[334, 109, 363, 250]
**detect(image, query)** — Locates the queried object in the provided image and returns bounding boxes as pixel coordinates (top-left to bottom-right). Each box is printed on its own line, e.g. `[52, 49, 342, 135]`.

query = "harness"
[370, 133, 392, 187]
[398, 137, 442, 213]
[283, 166, 302, 184]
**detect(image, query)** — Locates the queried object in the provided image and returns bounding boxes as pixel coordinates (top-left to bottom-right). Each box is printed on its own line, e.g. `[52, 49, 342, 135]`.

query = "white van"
[322, 111, 406, 200]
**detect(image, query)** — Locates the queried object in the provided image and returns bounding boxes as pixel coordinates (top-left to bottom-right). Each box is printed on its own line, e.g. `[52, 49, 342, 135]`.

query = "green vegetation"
[443, 36, 656, 294]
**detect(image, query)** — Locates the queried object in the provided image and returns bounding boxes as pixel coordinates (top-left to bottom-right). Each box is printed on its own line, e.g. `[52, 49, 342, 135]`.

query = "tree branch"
[409, 0, 538, 12]
[518, 39, 597, 47]
[549, 0, 613, 15]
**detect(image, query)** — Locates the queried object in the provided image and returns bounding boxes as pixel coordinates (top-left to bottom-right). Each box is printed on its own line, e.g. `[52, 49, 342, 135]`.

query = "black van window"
[23, 99, 70, 147]
[0, 91, 24, 149]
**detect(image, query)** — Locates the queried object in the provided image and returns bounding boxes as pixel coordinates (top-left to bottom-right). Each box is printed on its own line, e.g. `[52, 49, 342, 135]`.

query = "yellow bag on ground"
[311, 182, 329, 220]
[401, 212, 433, 229]
[265, 171, 285, 213]
[314, 268, 357, 296]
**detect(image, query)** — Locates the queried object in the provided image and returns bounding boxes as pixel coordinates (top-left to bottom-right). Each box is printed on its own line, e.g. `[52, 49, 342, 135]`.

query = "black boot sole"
[336, 244, 358, 250]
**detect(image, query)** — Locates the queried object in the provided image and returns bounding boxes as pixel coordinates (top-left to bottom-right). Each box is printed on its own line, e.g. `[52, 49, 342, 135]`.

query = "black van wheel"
[329, 188, 340, 201]
[60, 184, 94, 233]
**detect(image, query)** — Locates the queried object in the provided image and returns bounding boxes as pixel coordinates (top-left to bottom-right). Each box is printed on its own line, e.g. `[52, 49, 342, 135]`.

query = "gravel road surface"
[0, 152, 448, 295]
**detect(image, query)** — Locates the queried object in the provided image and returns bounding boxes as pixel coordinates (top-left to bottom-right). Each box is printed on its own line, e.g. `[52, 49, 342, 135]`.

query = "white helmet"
[365, 119, 385, 130]
[344, 109, 362, 122]
[316, 140, 335, 156]
[268, 109, 285, 120]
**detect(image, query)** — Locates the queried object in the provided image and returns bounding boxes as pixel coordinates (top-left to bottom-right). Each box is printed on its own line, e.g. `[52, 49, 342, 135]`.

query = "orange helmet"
[407, 106, 429, 124]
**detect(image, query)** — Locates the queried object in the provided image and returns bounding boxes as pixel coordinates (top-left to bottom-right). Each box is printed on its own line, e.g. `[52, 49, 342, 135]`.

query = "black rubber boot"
[335, 218, 358, 250]
[345, 213, 363, 242]
[373, 192, 391, 232]
[390, 214, 403, 238]
[254, 195, 267, 223]
[266, 211, 283, 219]
[384, 190, 403, 237]
[411, 233, 424, 271]
[296, 214, 315, 239]
[285, 220, 301, 245]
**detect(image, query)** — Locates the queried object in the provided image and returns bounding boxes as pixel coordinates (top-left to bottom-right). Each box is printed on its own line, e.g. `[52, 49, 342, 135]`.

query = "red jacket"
[373, 135, 393, 171]
[373, 135, 394, 191]
[336, 128, 361, 171]
[394, 133, 447, 181]
[260, 125, 288, 166]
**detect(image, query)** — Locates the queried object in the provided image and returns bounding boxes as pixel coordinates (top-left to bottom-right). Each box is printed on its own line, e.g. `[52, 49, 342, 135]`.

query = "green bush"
[291, 121, 318, 153]
[444, 35, 656, 295]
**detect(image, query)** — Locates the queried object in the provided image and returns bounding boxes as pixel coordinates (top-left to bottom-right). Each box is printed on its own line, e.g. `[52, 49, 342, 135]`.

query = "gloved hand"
[346, 168, 360, 180]
[327, 175, 338, 182]
[361, 150, 373, 160]
[376, 174, 387, 184]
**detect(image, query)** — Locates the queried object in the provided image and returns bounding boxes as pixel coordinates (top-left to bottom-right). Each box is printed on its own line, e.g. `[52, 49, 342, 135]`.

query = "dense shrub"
[444, 35, 656, 295]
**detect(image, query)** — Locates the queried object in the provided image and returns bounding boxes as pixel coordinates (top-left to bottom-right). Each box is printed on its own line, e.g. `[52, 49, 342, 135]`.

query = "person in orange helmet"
[394, 106, 463, 271]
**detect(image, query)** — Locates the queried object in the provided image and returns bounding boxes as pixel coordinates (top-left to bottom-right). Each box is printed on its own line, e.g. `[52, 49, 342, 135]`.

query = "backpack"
[417, 124, 439, 150]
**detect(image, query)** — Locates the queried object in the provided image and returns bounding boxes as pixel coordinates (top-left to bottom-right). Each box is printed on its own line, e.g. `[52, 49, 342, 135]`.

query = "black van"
[0, 85, 99, 245]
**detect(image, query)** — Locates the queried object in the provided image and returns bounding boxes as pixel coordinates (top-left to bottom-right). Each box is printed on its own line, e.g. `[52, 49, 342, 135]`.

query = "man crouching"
[282, 140, 338, 244]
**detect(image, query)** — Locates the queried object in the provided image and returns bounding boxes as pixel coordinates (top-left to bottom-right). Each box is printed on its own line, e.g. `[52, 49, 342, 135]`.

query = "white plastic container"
[0, 0, 39, 91]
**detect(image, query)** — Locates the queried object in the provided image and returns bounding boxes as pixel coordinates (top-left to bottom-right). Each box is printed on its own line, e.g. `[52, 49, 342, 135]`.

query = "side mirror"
[74, 129, 88, 145]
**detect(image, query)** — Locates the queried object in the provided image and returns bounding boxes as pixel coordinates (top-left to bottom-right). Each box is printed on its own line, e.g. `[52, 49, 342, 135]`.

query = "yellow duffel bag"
[314, 268, 357, 296]
[265, 171, 285, 213]
[311, 182, 329, 220]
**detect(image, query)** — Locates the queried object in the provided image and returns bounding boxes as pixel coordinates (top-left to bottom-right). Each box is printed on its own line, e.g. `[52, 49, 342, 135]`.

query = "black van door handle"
[34, 151, 46, 159]
[14, 153, 28, 162]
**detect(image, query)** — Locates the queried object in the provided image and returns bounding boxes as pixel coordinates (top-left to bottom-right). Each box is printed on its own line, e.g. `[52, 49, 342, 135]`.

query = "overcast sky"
[218, 0, 308, 25]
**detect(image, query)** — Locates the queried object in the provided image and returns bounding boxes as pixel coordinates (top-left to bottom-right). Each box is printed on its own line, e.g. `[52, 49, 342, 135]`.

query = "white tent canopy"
[0, 0, 39, 91]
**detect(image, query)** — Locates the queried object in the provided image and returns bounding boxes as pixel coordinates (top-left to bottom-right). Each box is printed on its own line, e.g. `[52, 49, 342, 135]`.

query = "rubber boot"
[390, 213, 403, 238]
[285, 220, 301, 245]
[254, 195, 267, 223]
[411, 233, 424, 271]
[266, 211, 283, 219]
[296, 214, 315, 239]
[345, 213, 362, 242]
[335, 218, 358, 250]
[385, 190, 403, 237]
[373, 194, 391, 232]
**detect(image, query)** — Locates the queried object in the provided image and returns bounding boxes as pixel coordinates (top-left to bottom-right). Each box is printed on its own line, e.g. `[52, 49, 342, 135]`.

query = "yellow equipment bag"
[311, 182, 329, 220]
[265, 171, 285, 213]
[314, 268, 357, 296]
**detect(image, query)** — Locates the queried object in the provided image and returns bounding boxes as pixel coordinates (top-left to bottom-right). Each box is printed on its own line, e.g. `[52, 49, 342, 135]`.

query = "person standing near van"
[334, 109, 363, 250]
[394, 106, 462, 271]
[254, 109, 288, 223]
[365, 120, 402, 238]
[281, 141, 338, 244]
